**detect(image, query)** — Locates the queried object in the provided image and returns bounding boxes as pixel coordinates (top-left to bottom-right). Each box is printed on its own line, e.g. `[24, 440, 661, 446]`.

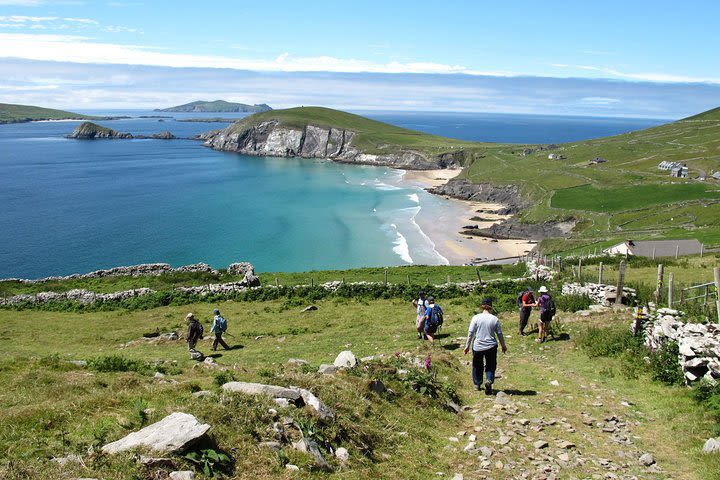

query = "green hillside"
[0, 102, 99, 124]
[231, 106, 488, 156]
[455, 107, 720, 252]
[156, 100, 272, 113]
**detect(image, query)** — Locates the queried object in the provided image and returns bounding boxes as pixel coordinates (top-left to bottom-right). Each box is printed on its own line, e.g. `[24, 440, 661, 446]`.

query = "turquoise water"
[0, 110, 664, 278]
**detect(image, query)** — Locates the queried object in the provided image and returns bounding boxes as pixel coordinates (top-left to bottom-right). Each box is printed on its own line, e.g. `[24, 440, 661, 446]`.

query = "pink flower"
[424, 354, 432, 370]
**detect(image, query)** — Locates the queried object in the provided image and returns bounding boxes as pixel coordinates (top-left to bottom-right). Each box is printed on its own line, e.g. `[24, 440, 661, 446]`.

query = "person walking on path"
[412, 291, 429, 339]
[519, 287, 536, 336]
[464, 298, 507, 395]
[186, 312, 204, 359]
[423, 296, 443, 343]
[536, 286, 555, 343]
[210, 308, 230, 351]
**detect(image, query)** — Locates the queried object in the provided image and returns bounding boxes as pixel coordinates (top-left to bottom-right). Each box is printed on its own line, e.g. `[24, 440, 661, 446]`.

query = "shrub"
[555, 294, 592, 313]
[87, 355, 153, 375]
[576, 326, 643, 358]
[648, 342, 684, 386]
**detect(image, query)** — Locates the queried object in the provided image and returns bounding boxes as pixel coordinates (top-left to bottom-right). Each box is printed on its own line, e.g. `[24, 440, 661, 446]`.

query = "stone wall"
[639, 306, 720, 384]
[562, 282, 636, 306]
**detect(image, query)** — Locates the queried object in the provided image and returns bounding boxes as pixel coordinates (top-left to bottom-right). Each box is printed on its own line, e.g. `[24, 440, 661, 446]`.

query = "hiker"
[464, 298, 507, 395]
[536, 286, 555, 343]
[423, 296, 444, 343]
[518, 287, 536, 336]
[210, 308, 230, 351]
[412, 291, 429, 339]
[186, 312, 204, 360]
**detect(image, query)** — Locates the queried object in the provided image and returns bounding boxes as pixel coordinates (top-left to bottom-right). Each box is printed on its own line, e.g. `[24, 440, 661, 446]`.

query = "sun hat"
[186, 312, 195, 320]
[538, 286, 548, 293]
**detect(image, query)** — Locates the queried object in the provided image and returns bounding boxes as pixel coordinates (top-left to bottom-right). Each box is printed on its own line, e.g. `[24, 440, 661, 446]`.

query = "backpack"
[516, 292, 524, 309]
[198, 322, 204, 338]
[427, 305, 444, 329]
[216, 315, 227, 332]
[545, 295, 557, 317]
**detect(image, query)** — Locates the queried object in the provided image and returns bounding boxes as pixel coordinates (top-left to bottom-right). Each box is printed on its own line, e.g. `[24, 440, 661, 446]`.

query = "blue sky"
[1, 0, 720, 117]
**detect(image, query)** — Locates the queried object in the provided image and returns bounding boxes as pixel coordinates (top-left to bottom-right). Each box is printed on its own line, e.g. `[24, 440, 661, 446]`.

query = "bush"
[555, 293, 592, 312]
[87, 355, 153, 375]
[648, 342, 684, 386]
[576, 325, 644, 358]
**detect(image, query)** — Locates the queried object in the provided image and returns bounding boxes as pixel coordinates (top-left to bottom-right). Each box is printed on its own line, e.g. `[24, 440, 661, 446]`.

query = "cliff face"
[200, 121, 464, 170]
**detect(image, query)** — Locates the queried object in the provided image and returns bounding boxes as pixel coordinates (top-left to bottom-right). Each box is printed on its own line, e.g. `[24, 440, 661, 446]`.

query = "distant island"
[68, 121, 176, 140]
[155, 100, 272, 113]
[0, 102, 126, 124]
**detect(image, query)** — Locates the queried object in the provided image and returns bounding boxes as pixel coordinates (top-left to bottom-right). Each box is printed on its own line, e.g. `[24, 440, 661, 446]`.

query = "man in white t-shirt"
[464, 298, 507, 395]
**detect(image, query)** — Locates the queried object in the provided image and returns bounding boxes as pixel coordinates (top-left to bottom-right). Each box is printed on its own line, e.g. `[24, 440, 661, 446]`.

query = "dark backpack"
[545, 296, 557, 317]
[516, 292, 524, 309]
[428, 305, 444, 329]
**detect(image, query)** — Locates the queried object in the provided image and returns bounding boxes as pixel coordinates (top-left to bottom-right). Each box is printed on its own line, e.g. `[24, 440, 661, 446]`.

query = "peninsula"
[200, 105, 720, 253]
[155, 100, 272, 113]
[0, 102, 123, 124]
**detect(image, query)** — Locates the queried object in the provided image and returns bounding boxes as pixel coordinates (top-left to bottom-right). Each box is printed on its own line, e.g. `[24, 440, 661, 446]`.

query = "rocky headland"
[200, 120, 468, 170]
[68, 122, 178, 140]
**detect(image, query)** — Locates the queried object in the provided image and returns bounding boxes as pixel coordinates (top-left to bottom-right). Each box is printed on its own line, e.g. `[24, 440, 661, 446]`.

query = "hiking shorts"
[424, 322, 437, 334]
[540, 311, 552, 324]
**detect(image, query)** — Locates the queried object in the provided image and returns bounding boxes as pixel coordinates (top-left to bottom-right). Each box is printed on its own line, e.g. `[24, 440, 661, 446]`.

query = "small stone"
[191, 390, 213, 398]
[452, 474, 464, 480]
[154, 371, 166, 378]
[369, 380, 387, 394]
[557, 452, 570, 462]
[285, 464, 300, 470]
[274, 398, 291, 408]
[318, 364, 338, 375]
[479, 446, 494, 458]
[638, 453, 655, 466]
[703, 437, 720, 453]
[169, 471, 195, 480]
[287, 358, 308, 365]
[498, 435, 512, 445]
[334, 350, 357, 368]
[534, 440, 549, 449]
[301, 305, 318, 312]
[550, 380, 560, 386]
[463, 442, 476, 452]
[335, 447, 349, 462]
[448, 437, 460, 443]
[469, 434, 477, 442]
[557, 440, 576, 449]
[259, 441, 282, 451]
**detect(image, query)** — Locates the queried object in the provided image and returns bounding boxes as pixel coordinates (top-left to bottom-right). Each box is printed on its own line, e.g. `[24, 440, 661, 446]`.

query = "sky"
[1, 0, 720, 118]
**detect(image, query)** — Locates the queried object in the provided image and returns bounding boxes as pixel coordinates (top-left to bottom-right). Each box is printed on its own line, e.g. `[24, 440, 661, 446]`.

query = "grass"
[0, 102, 101, 124]
[1, 294, 718, 479]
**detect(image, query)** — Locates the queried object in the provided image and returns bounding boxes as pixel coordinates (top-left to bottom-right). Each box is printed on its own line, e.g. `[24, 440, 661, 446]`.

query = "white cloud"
[63, 17, 98, 24]
[0, 15, 57, 22]
[580, 97, 621, 105]
[551, 63, 720, 84]
[0, 33, 513, 76]
[0, 0, 46, 5]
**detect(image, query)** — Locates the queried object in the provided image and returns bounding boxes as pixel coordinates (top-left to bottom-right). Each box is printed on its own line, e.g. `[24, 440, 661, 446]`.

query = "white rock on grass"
[297, 388, 334, 421]
[222, 382, 302, 401]
[335, 447, 349, 462]
[285, 464, 300, 471]
[102, 412, 210, 454]
[703, 437, 720, 453]
[318, 364, 338, 375]
[293, 438, 332, 471]
[169, 471, 195, 480]
[639, 453, 655, 466]
[333, 350, 357, 368]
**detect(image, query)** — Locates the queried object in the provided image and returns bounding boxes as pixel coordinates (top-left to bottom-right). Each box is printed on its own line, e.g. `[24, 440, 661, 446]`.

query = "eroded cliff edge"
[200, 120, 467, 170]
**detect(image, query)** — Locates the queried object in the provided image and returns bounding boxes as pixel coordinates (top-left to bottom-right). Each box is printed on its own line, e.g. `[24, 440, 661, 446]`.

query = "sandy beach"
[402, 169, 535, 265]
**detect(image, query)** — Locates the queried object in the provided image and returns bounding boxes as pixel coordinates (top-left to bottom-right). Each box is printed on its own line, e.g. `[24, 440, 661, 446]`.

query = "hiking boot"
[474, 384, 481, 391]
[484, 380, 492, 395]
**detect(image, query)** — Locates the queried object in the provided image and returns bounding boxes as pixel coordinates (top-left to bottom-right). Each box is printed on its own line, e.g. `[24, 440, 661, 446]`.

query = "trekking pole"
[224, 331, 236, 338]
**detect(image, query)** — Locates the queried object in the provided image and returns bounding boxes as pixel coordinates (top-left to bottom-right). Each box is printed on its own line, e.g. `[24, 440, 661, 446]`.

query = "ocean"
[0, 110, 665, 278]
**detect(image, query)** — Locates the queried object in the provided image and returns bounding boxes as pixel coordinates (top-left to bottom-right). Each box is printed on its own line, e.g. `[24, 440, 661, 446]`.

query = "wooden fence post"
[652, 247, 656, 260]
[275, 277, 279, 286]
[475, 268, 482, 282]
[578, 257, 583, 283]
[615, 260, 626, 305]
[551, 256, 555, 269]
[655, 264, 664, 306]
[384, 269, 388, 285]
[598, 262, 604, 284]
[675, 244, 680, 259]
[705, 284, 710, 305]
[668, 272, 674, 308]
[714, 267, 720, 323]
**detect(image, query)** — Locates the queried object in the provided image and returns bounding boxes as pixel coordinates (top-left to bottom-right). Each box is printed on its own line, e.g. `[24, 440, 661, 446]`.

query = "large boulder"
[297, 388, 334, 421]
[101, 412, 210, 454]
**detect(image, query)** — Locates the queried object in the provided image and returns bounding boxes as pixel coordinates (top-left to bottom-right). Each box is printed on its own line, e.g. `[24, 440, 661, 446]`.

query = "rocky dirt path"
[438, 314, 688, 480]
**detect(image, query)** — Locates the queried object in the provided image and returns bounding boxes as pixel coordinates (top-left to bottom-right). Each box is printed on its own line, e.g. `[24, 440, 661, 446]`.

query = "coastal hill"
[0, 102, 104, 124]
[202, 105, 720, 253]
[201, 106, 489, 170]
[155, 100, 272, 113]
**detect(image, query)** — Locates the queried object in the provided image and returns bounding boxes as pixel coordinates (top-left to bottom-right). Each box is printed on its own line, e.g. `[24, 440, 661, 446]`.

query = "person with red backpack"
[423, 296, 444, 343]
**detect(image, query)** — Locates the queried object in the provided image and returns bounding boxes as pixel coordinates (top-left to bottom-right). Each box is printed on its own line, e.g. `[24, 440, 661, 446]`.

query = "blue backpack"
[427, 305, 444, 329]
[216, 316, 227, 332]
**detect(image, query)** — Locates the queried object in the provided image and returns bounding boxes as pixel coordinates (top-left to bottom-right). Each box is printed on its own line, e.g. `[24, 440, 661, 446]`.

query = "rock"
[334, 350, 357, 368]
[51, 454, 83, 466]
[274, 398, 291, 408]
[557, 440, 576, 449]
[292, 438, 332, 471]
[638, 453, 655, 466]
[703, 437, 720, 453]
[222, 382, 302, 401]
[169, 471, 195, 480]
[159, 332, 179, 341]
[463, 442, 476, 452]
[189, 351, 204, 361]
[318, 364, 338, 375]
[259, 441, 282, 451]
[479, 446, 494, 458]
[226, 262, 260, 286]
[498, 435, 512, 445]
[533, 440, 549, 449]
[152, 131, 175, 140]
[301, 305, 318, 312]
[335, 447, 349, 462]
[69, 122, 133, 139]
[154, 371, 166, 379]
[139, 456, 175, 468]
[287, 358, 308, 366]
[557, 452, 570, 462]
[468, 434, 477, 442]
[452, 474, 464, 480]
[297, 388, 334, 421]
[448, 437, 460, 443]
[285, 463, 300, 470]
[102, 412, 210, 454]
[192, 390, 213, 398]
[68, 360, 87, 367]
[369, 380, 386, 394]
[550, 380, 560, 386]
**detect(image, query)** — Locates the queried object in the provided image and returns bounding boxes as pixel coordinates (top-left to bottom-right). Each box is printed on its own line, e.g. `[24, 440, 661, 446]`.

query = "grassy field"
[1, 297, 718, 479]
[0, 103, 100, 124]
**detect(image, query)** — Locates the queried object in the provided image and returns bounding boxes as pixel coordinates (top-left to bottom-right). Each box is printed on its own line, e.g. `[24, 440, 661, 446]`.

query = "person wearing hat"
[412, 291, 429, 340]
[536, 286, 553, 343]
[423, 296, 443, 343]
[186, 313, 204, 359]
[519, 287, 536, 336]
[464, 298, 507, 395]
[210, 308, 230, 351]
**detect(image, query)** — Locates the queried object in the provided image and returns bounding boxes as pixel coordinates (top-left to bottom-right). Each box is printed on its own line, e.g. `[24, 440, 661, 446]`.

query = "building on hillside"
[590, 157, 607, 164]
[658, 161, 682, 171]
[670, 166, 689, 178]
[604, 239, 703, 258]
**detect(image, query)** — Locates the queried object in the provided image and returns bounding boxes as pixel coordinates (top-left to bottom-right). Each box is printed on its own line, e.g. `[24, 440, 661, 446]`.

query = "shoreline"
[401, 169, 534, 265]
